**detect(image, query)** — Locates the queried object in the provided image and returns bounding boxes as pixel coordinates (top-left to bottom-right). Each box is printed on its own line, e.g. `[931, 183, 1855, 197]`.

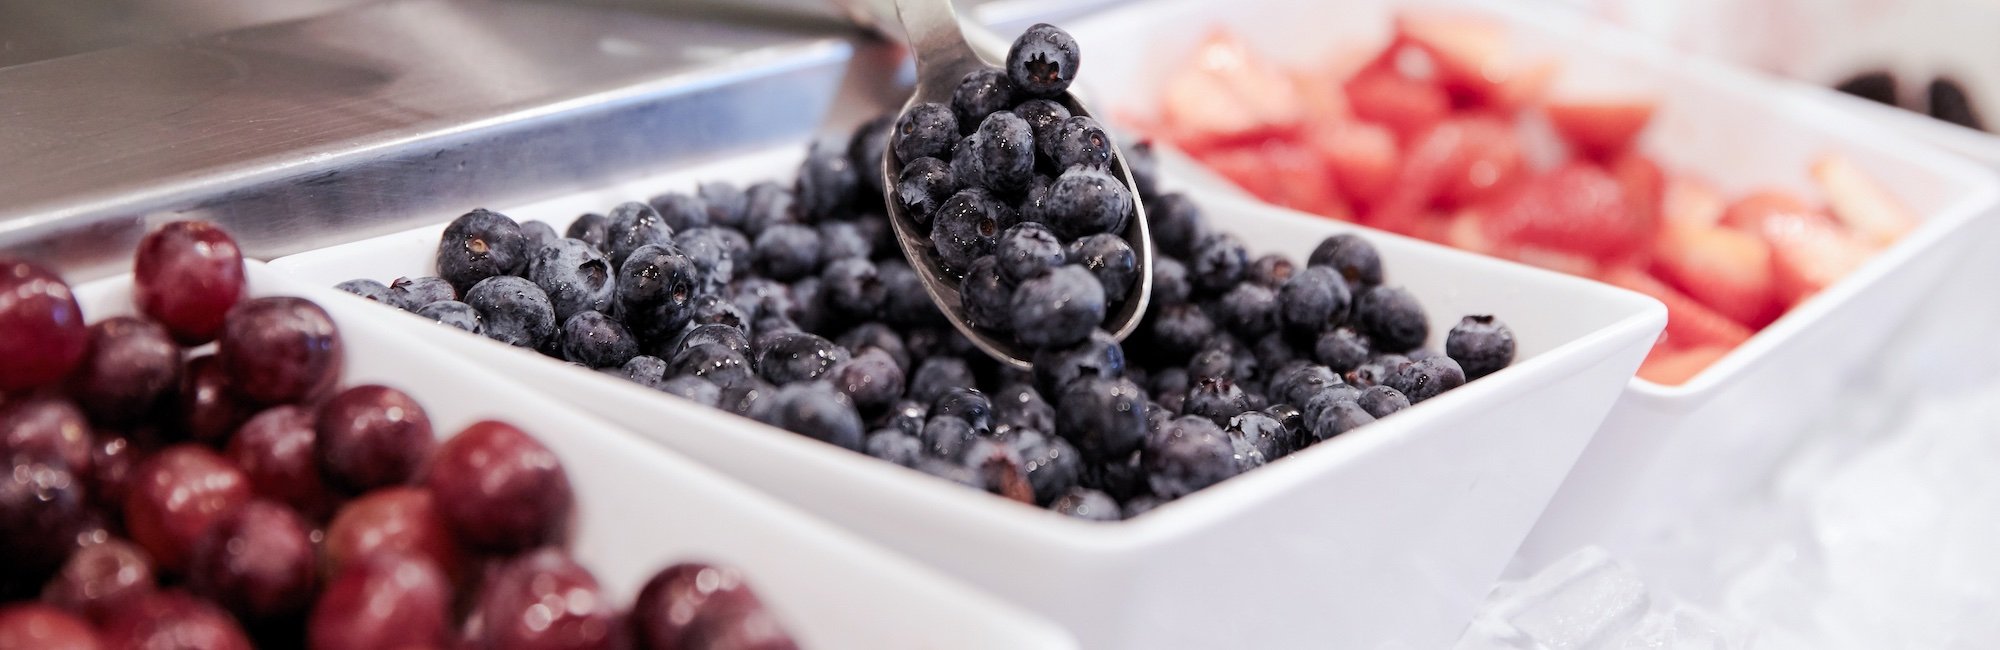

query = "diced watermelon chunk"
[1545, 99, 1658, 160]
[1310, 121, 1401, 209]
[1479, 162, 1650, 265]
[1159, 30, 1305, 148]
[1345, 66, 1451, 142]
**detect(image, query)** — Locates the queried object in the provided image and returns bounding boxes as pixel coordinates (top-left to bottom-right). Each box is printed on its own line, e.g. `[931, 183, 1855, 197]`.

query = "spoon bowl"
[880, 0, 1152, 368]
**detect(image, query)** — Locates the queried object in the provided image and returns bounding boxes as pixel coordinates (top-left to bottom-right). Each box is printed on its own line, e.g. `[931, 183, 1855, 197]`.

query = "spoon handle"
[895, 0, 986, 81]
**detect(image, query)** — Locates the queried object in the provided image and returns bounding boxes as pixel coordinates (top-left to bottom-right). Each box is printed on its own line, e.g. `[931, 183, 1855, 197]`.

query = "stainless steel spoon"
[880, 0, 1152, 369]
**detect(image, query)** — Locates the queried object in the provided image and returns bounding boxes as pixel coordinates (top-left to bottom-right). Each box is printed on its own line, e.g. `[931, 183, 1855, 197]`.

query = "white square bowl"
[269, 141, 1664, 649]
[66, 262, 1074, 650]
[1061, 0, 2000, 569]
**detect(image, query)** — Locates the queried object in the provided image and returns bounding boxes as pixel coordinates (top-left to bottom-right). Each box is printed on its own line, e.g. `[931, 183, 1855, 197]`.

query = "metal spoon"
[879, 0, 1152, 369]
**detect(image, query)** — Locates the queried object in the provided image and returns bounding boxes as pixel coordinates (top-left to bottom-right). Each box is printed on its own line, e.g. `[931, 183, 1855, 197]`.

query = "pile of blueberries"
[890, 23, 1143, 351]
[338, 31, 1516, 523]
[0, 222, 793, 649]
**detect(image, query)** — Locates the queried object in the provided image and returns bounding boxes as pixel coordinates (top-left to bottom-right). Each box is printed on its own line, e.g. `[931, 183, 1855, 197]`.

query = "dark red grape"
[0, 602, 104, 650]
[324, 487, 461, 581]
[308, 552, 452, 650]
[88, 428, 160, 513]
[630, 563, 795, 650]
[425, 421, 573, 553]
[1, 395, 93, 473]
[176, 354, 251, 446]
[132, 221, 246, 346]
[0, 461, 90, 592]
[42, 537, 156, 624]
[217, 297, 343, 407]
[68, 316, 182, 426]
[98, 589, 253, 650]
[315, 385, 433, 493]
[121, 444, 251, 575]
[468, 548, 616, 650]
[224, 405, 336, 521]
[188, 499, 317, 620]
[0, 260, 89, 394]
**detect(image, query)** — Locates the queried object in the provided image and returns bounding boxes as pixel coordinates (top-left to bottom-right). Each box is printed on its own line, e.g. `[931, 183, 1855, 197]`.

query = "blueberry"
[649, 192, 709, 232]
[1226, 410, 1291, 461]
[1354, 285, 1428, 353]
[718, 378, 775, 417]
[1182, 377, 1250, 426]
[1081, 449, 1149, 502]
[879, 261, 945, 326]
[1357, 385, 1410, 418]
[416, 300, 481, 333]
[1263, 403, 1305, 441]
[1148, 303, 1215, 360]
[755, 381, 864, 451]
[1228, 429, 1268, 472]
[893, 102, 959, 164]
[1013, 100, 1072, 159]
[994, 383, 1056, 434]
[673, 228, 736, 292]
[880, 399, 928, 437]
[1144, 415, 1238, 498]
[931, 189, 1008, 274]
[1216, 284, 1279, 339]
[930, 387, 993, 435]
[697, 181, 748, 229]
[516, 221, 558, 255]
[854, 213, 893, 257]
[437, 209, 529, 294]
[1276, 266, 1352, 338]
[726, 277, 794, 322]
[1300, 384, 1364, 425]
[1047, 116, 1114, 172]
[796, 141, 857, 223]
[908, 356, 976, 404]
[1314, 327, 1371, 373]
[687, 294, 748, 334]
[1310, 399, 1375, 442]
[895, 157, 956, 227]
[1252, 331, 1299, 372]
[950, 134, 986, 191]
[753, 331, 848, 385]
[828, 348, 904, 412]
[1151, 366, 1190, 406]
[1386, 356, 1465, 404]
[1446, 315, 1515, 380]
[849, 113, 894, 195]
[1055, 375, 1147, 463]
[621, 355, 669, 388]
[995, 222, 1066, 284]
[1010, 265, 1106, 350]
[741, 181, 796, 237]
[1126, 140, 1160, 200]
[527, 237, 616, 322]
[836, 322, 911, 371]
[817, 222, 872, 261]
[1066, 233, 1138, 304]
[787, 276, 827, 331]
[1030, 329, 1125, 396]
[960, 256, 1015, 333]
[1007, 23, 1080, 97]
[1050, 487, 1120, 521]
[751, 223, 822, 281]
[1189, 232, 1248, 295]
[976, 112, 1037, 195]
[463, 276, 557, 349]
[658, 375, 721, 407]
[1272, 362, 1336, 408]
[566, 212, 611, 251]
[559, 311, 639, 368]
[1041, 166, 1133, 240]
[1308, 233, 1383, 292]
[1122, 495, 1164, 519]
[865, 429, 926, 468]
[605, 201, 674, 269]
[1150, 257, 1192, 306]
[1186, 347, 1233, 383]
[1346, 361, 1390, 388]
[617, 244, 699, 344]
[672, 343, 757, 391]
[1006, 428, 1081, 505]
[336, 279, 393, 304]
[1247, 254, 1295, 290]
[951, 68, 1015, 132]
[963, 438, 1035, 502]
[916, 457, 983, 489]
[1147, 193, 1208, 260]
[671, 322, 753, 360]
[819, 258, 885, 321]
[388, 276, 455, 312]
[920, 416, 978, 459]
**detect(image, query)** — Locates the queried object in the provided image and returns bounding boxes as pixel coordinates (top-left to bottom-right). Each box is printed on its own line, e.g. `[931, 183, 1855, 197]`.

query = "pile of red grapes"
[0, 222, 795, 649]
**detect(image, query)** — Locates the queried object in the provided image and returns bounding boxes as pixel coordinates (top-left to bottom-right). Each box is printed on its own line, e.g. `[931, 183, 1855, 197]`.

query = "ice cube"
[1492, 547, 1652, 650]
[1620, 605, 1742, 650]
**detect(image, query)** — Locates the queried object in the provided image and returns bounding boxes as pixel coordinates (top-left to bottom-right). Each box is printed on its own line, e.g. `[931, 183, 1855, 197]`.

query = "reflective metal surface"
[0, 0, 851, 278]
[0, 0, 380, 69]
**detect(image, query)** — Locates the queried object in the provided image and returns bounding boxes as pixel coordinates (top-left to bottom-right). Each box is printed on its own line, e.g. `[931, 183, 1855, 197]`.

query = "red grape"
[218, 297, 343, 407]
[0, 260, 88, 394]
[121, 444, 251, 575]
[309, 552, 452, 650]
[68, 316, 182, 426]
[132, 221, 245, 346]
[468, 548, 616, 650]
[0, 602, 104, 650]
[176, 354, 250, 446]
[425, 420, 573, 553]
[324, 487, 461, 581]
[98, 589, 253, 650]
[315, 385, 434, 493]
[42, 537, 156, 624]
[224, 405, 335, 520]
[187, 499, 317, 621]
[0, 396, 92, 473]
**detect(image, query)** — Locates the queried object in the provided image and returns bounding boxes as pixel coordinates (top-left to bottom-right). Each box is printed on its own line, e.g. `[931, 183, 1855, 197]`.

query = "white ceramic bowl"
[67, 262, 1075, 650]
[1062, 0, 2000, 570]
[268, 141, 1663, 649]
